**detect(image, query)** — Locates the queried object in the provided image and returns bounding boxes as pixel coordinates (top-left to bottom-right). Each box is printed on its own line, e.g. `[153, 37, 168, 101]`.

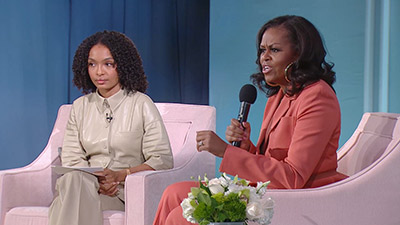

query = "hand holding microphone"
[197, 84, 257, 157]
[230, 84, 257, 147]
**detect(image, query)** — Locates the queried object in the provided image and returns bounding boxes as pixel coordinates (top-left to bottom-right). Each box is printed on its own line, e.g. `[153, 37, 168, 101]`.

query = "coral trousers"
[48, 171, 125, 225]
[153, 181, 199, 225]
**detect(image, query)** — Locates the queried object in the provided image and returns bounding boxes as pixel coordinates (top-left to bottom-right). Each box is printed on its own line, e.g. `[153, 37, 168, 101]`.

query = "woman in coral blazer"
[153, 15, 348, 225]
[219, 79, 347, 189]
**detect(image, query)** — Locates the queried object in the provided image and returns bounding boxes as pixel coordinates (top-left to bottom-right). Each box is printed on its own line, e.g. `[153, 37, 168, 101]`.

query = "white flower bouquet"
[180, 174, 274, 225]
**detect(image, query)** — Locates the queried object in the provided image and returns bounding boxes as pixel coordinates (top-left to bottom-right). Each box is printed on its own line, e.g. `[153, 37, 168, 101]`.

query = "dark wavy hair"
[72, 30, 148, 94]
[251, 15, 335, 97]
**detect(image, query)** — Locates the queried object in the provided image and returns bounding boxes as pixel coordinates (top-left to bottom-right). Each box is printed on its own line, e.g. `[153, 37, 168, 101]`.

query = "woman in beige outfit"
[49, 31, 173, 225]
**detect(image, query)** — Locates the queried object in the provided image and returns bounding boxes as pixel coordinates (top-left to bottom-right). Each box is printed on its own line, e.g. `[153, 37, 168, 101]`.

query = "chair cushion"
[4, 206, 124, 225]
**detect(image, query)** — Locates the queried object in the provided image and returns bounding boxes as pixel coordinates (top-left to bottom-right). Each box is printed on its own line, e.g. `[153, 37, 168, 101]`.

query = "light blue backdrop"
[209, 0, 400, 175]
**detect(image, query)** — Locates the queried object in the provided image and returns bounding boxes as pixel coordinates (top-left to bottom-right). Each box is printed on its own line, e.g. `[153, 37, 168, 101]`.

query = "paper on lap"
[52, 165, 104, 176]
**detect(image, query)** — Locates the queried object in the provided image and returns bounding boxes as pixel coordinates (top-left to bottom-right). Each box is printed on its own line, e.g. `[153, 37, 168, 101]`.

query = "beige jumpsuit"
[49, 89, 173, 225]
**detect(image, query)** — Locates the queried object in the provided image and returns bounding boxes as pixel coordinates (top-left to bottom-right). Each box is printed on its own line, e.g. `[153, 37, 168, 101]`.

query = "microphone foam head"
[239, 84, 257, 104]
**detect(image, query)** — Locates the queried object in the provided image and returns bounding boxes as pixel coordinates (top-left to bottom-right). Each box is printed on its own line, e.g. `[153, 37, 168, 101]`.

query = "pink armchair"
[255, 112, 400, 225]
[0, 103, 216, 225]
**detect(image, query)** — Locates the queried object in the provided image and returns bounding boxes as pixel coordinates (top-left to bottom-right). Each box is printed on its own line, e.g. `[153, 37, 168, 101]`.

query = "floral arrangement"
[181, 173, 274, 225]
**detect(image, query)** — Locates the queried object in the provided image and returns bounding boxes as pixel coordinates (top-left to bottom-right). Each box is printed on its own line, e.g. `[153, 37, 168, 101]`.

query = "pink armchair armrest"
[0, 105, 69, 225]
[125, 103, 216, 225]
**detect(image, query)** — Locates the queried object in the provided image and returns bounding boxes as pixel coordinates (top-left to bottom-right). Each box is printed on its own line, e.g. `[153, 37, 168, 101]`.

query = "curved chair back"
[337, 112, 400, 176]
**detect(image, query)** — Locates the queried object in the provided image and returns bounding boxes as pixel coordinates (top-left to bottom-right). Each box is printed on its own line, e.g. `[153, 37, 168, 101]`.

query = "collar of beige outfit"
[94, 89, 128, 114]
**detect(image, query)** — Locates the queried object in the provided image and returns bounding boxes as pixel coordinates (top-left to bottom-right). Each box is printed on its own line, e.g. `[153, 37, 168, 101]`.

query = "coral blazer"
[220, 80, 348, 189]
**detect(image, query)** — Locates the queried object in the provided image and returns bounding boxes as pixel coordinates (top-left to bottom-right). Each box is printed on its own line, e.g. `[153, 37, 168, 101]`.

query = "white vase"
[208, 222, 246, 225]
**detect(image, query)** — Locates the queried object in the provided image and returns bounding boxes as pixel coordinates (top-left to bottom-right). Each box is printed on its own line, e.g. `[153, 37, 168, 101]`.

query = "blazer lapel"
[269, 94, 293, 133]
[256, 90, 294, 153]
[256, 90, 284, 149]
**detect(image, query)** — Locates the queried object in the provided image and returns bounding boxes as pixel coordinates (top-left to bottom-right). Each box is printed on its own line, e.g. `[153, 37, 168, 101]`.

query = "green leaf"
[190, 199, 198, 208]
[193, 202, 213, 222]
[199, 220, 210, 225]
[198, 192, 212, 206]
[239, 189, 250, 201]
[191, 187, 201, 196]
[233, 174, 239, 184]
[199, 181, 212, 196]
[215, 212, 228, 222]
[256, 180, 271, 194]
[204, 174, 209, 184]
[212, 192, 224, 203]
[238, 179, 249, 186]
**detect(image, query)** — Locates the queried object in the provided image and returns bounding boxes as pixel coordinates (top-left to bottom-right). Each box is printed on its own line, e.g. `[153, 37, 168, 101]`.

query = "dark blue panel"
[124, 0, 181, 102]
[124, 0, 209, 104]
[68, 0, 126, 102]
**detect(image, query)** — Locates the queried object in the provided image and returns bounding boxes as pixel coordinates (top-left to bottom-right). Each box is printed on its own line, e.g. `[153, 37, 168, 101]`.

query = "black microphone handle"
[232, 102, 251, 147]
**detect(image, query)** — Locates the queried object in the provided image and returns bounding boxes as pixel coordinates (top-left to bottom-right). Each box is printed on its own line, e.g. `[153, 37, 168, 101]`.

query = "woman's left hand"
[196, 130, 228, 158]
[95, 168, 125, 184]
[98, 181, 120, 196]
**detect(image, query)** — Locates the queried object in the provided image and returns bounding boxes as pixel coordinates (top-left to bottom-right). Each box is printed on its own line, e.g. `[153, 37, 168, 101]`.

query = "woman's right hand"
[225, 119, 251, 151]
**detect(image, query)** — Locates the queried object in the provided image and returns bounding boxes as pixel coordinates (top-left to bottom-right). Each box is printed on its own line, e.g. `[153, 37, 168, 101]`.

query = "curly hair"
[72, 30, 148, 94]
[251, 15, 336, 97]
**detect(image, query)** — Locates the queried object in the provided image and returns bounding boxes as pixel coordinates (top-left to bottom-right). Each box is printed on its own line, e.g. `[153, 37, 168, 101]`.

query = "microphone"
[232, 84, 257, 147]
[106, 113, 113, 123]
